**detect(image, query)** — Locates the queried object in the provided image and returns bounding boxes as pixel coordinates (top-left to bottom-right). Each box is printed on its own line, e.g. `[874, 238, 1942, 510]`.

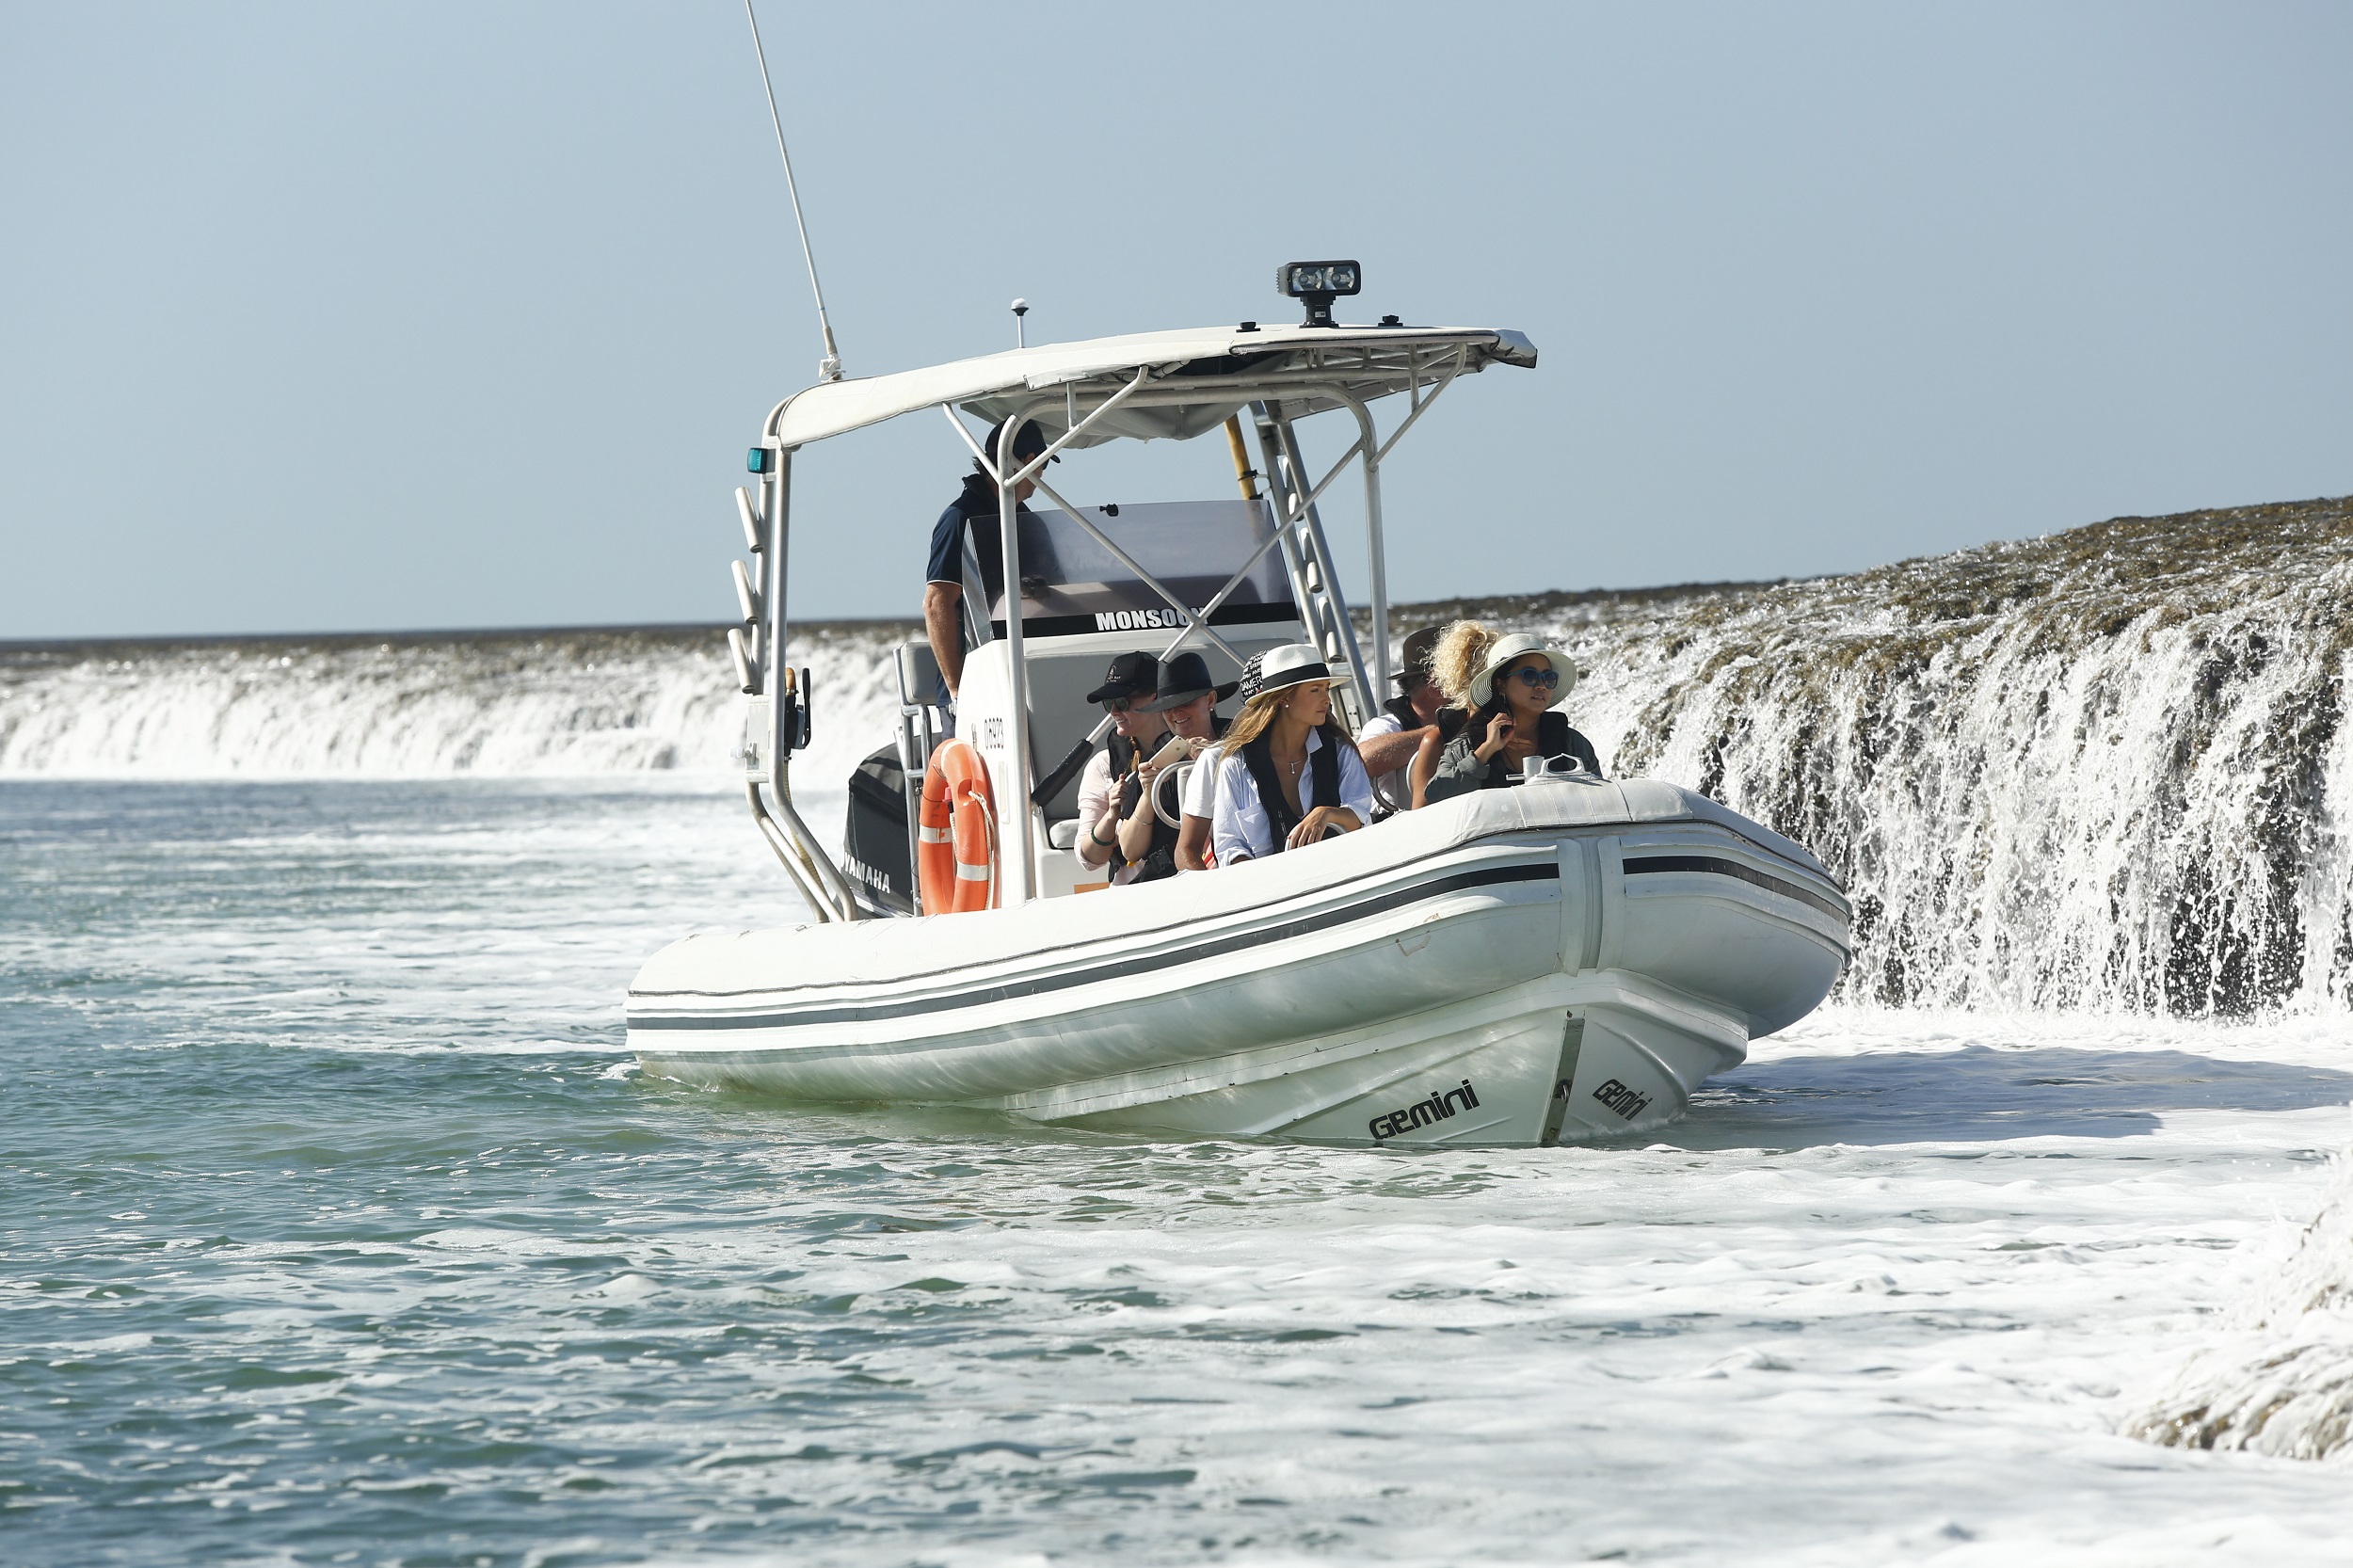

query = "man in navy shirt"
[922, 419, 1054, 719]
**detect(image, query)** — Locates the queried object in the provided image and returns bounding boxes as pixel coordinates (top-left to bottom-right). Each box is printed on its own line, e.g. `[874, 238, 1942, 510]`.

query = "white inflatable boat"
[632, 779, 1847, 1144]
[629, 265, 1850, 1145]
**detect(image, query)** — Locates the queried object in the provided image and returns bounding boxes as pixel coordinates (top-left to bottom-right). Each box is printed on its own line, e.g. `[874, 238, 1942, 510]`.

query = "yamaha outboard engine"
[842, 745, 916, 916]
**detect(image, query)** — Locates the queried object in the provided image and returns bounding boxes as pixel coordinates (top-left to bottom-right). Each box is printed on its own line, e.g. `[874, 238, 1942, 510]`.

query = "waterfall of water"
[1502, 495, 2352, 1017]
[0, 623, 906, 787]
[6, 496, 2346, 1016]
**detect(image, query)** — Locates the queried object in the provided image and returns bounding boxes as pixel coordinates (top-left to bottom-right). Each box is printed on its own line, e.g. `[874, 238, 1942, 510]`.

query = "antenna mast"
[743, 0, 842, 382]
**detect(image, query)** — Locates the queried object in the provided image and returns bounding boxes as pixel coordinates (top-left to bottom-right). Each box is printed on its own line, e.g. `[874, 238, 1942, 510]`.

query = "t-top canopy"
[766, 323, 1536, 452]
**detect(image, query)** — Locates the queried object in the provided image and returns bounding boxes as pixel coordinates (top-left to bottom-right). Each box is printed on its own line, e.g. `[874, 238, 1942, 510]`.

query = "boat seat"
[893, 640, 941, 712]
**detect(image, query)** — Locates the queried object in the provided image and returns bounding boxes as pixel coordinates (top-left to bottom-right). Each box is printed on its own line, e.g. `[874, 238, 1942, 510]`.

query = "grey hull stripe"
[631, 862, 1557, 1032]
[1621, 854, 1848, 920]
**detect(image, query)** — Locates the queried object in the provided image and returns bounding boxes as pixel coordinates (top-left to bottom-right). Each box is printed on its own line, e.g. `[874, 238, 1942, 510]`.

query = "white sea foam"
[2123, 1151, 2353, 1462]
[11, 774, 2353, 1558]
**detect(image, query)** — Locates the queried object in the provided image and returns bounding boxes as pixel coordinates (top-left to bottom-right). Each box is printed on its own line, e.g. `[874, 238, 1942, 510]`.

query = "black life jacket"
[1107, 729, 1184, 880]
[1238, 723, 1345, 854]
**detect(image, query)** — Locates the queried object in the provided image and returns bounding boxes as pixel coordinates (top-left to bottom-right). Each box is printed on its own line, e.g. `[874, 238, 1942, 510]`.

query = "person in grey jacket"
[1415, 624, 1603, 806]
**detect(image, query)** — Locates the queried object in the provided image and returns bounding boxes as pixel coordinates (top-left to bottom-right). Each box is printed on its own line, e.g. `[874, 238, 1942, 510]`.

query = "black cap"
[1142, 650, 1241, 712]
[1086, 651, 1160, 706]
[986, 418, 1058, 470]
[1393, 626, 1440, 688]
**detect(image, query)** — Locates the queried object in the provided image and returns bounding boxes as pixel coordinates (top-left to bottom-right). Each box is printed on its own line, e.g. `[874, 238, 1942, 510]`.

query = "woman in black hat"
[1122, 650, 1238, 877]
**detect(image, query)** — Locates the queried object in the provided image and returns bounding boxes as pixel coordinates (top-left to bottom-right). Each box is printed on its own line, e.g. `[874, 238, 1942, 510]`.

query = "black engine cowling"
[842, 744, 916, 916]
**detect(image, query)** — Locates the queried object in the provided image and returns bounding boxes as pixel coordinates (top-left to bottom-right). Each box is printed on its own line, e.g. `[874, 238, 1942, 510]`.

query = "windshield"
[981, 499, 1298, 639]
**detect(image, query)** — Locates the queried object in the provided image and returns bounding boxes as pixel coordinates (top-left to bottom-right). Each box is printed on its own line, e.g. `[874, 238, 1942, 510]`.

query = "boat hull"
[627, 779, 1849, 1146]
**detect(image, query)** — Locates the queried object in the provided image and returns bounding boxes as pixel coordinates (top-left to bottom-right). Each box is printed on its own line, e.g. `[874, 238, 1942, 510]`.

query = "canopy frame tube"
[750, 447, 864, 920]
[1256, 405, 1374, 722]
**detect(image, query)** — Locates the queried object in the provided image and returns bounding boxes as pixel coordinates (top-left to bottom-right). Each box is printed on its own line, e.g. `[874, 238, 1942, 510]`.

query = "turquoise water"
[8, 780, 2353, 1567]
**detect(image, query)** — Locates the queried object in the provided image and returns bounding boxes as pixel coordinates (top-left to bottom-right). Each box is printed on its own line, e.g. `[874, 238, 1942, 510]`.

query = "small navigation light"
[746, 447, 774, 474]
[1011, 297, 1029, 348]
[1276, 260, 1361, 328]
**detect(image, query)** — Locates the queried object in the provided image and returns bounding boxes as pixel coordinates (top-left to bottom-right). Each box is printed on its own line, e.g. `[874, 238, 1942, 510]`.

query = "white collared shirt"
[1211, 728, 1376, 864]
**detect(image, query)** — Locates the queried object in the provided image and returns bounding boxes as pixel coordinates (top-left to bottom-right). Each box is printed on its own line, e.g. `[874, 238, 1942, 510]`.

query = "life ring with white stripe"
[917, 739, 997, 915]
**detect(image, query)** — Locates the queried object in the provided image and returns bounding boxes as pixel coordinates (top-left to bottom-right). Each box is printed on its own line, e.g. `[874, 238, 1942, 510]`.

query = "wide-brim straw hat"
[1239, 644, 1342, 704]
[1470, 633, 1577, 708]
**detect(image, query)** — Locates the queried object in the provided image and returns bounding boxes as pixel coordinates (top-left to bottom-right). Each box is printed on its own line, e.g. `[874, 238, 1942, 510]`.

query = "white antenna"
[743, 0, 842, 382]
[1011, 298, 1029, 349]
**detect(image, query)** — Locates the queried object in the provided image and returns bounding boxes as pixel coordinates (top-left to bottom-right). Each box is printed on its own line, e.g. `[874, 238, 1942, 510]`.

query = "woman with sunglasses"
[1415, 624, 1602, 806]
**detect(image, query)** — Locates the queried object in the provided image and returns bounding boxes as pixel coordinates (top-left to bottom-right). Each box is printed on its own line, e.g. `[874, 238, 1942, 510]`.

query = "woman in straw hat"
[1413, 622, 1603, 807]
[1209, 645, 1376, 866]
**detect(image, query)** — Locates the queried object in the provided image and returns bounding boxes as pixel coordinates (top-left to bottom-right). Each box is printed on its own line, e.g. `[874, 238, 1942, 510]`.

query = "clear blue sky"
[3, 2, 2346, 638]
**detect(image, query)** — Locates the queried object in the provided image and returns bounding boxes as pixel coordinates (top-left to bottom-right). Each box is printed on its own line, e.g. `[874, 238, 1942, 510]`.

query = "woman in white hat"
[1209, 645, 1376, 865]
[1415, 623, 1602, 806]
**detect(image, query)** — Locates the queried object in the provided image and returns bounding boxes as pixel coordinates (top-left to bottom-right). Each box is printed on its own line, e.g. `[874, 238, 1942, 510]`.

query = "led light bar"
[1277, 260, 1360, 328]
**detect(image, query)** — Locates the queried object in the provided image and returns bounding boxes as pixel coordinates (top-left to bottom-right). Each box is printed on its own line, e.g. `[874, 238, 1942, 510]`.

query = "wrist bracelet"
[1091, 822, 1116, 847]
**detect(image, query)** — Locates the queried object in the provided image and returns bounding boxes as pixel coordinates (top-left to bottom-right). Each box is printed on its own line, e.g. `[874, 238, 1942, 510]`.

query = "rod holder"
[728, 627, 760, 695]
[731, 558, 760, 625]
[736, 487, 765, 553]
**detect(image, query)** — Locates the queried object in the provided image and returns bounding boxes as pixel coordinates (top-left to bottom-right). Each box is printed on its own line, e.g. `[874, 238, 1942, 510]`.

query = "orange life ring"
[917, 739, 997, 914]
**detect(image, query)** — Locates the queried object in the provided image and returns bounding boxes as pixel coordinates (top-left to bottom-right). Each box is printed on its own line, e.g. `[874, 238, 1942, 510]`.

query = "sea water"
[8, 776, 2353, 1567]
[8, 497, 2353, 1562]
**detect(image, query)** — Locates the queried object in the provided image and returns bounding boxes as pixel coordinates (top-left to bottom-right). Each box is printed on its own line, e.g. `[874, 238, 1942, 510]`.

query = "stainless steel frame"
[744, 341, 1475, 915]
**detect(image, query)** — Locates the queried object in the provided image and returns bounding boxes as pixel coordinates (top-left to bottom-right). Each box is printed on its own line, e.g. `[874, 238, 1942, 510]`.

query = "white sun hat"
[1239, 643, 1341, 702]
[1470, 633, 1577, 707]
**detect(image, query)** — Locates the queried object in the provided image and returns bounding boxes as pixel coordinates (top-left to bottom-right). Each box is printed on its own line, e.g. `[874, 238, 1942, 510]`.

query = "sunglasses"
[1507, 665, 1561, 690]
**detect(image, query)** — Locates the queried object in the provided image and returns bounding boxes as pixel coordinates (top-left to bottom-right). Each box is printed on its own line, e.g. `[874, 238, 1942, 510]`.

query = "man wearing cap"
[1073, 652, 1170, 887]
[922, 418, 1057, 725]
[1354, 626, 1464, 813]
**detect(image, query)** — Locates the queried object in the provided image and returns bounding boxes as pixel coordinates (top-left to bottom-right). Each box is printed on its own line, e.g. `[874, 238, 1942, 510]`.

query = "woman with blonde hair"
[1412, 622, 1602, 806]
[1209, 645, 1376, 865]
